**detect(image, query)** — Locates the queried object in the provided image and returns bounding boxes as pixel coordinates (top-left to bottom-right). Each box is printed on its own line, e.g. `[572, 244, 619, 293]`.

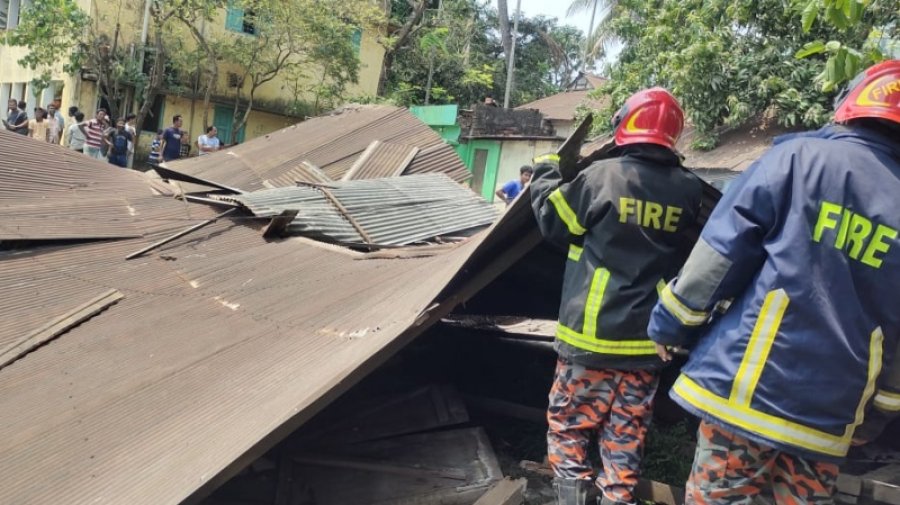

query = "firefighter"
[647, 60, 900, 505]
[531, 88, 704, 505]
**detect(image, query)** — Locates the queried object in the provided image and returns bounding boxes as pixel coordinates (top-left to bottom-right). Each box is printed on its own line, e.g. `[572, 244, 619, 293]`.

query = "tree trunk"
[424, 50, 435, 104]
[376, 0, 428, 97]
[134, 30, 167, 149]
[377, 50, 396, 97]
[497, 0, 512, 62]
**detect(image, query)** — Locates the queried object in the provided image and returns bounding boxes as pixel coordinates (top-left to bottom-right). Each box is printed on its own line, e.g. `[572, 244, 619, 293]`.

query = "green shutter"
[225, 2, 244, 32]
[351, 28, 362, 54]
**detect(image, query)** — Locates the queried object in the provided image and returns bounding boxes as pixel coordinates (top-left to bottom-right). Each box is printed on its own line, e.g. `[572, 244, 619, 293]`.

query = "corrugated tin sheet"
[224, 174, 499, 246]
[516, 89, 603, 121]
[404, 142, 471, 181]
[0, 130, 203, 240]
[0, 199, 142, 240]
[0, 123, 532, 505]
[166, 106, 470, 191]
[342, 141, 419, 181]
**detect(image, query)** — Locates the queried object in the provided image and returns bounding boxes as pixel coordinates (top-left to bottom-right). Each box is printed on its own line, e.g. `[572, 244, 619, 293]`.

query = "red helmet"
[834, 60, 900, 125]
[611, 87, 684, 149]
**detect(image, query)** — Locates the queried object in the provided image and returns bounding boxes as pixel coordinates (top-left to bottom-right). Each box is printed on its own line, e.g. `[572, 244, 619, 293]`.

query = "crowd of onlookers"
[3, 99, 224, 169]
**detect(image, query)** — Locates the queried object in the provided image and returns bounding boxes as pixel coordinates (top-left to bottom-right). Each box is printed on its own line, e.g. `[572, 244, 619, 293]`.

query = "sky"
[495, 0, 594, 39]
[491, 0, 621, 70]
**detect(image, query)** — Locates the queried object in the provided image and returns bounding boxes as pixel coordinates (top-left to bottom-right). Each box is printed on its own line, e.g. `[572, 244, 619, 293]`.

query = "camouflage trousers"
[686, 421, 840, 505]
[547, 357, 660, 505]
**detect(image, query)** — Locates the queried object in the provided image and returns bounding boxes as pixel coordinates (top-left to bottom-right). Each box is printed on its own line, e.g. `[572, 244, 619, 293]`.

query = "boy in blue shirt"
[495, 165, 533, 205]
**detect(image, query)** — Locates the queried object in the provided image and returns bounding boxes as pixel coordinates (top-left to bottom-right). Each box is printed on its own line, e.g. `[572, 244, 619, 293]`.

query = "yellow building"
[0, 0, 385, 153]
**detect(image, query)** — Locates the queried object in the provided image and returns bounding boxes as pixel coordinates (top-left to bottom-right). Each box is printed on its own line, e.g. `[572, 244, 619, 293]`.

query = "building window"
[225, 2, 256, 35]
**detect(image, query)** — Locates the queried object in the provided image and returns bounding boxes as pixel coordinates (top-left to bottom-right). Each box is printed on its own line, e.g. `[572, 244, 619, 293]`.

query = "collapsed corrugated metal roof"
[0, 129, 536, 505]
[342, 140, 419, 181]
[221, 174, 500, 246]
[165, 105, 470, 191]
[0, 140, 181, 241]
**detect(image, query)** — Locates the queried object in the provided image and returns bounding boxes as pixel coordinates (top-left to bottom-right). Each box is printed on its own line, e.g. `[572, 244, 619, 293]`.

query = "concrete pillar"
[41, 82, 56, 108]
[25, 82, 38, 114]
[0, 83, 11, 110]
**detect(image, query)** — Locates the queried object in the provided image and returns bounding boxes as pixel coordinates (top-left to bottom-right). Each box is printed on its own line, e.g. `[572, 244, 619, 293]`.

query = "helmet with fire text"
[834, 59, 900, 125]
[611, 87, 684, 150]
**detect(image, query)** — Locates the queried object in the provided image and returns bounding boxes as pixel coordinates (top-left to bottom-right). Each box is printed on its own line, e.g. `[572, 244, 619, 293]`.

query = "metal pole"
[502, 0, 522, 108]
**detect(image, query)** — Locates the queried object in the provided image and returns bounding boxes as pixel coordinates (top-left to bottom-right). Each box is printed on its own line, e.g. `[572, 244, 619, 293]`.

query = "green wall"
[457, 139, 502, 202]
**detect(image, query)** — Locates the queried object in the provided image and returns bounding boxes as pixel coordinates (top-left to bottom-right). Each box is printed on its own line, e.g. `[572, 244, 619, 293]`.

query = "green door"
[213, 105, 246, 145]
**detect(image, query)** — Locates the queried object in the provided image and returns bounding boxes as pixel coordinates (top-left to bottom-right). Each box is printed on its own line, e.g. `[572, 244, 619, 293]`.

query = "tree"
[587, 0, 896, 149]
[793, 0, 898, 91]
[377, 0, 430, 97]
[383, 0, 585, 107]
[5, 0, 88, 100]
[171, 0, 227, 130]
[565, 0, 619, 69]
[218, 0, 381, 143]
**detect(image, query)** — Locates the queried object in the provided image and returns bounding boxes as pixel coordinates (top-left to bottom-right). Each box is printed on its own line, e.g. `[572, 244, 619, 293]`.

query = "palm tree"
[566, 0, 618, 70]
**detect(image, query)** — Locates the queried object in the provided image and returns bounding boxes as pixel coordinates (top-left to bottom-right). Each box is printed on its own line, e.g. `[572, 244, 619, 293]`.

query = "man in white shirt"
[197, 126, 221, 156]
[65, 112, 87, 151]
[125, 114, 138, 167]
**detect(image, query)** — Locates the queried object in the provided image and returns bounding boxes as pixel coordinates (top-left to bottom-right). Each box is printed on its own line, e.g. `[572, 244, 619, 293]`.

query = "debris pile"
[218, 174, 500, 246]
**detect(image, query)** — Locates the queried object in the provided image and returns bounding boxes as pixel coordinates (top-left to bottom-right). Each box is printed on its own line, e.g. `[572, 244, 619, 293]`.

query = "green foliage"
[587, 0, 892, 149]
[385, 0, 586, 107]
[643, 421, 695, 485]
[6, 0, 89, 95]
[216, 0, 383, 138]
[793, 0, 898, 91]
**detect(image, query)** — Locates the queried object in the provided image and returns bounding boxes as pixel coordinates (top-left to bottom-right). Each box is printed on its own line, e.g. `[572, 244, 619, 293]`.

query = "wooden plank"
[263, 210, 299, 239]
[473, 477, 527, 505]
[290, 428, 502, 505]
[0, 289, 124, 370]
[292, 384, 469, 446]
[518, 460, 554, 478]
[292, 454, 468, 481]
[635, 479, 685, 505]
[464, 394, 547, 424]
[342, 140, 381, 181]
[391, 146, 420, 177]
[860, 464, 900, 505]
[318, 186, 373, 244]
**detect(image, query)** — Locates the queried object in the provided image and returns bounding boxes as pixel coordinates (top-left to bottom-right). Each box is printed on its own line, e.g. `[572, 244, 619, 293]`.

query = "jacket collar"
[775, 124, 900, 162]
[618, 144, 683, 166]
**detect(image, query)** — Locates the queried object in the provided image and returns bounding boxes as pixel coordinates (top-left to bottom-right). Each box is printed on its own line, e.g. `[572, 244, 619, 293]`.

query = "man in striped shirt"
[78, 109, 108, 160]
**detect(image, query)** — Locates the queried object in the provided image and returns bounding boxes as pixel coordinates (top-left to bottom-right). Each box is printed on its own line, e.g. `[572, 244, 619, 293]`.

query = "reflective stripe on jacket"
[531, 145, 703, 370]
[648, 125, 900, 462]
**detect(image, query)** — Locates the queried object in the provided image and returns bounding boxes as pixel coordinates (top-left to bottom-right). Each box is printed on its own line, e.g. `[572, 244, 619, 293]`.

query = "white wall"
[495, 138, 561, 191]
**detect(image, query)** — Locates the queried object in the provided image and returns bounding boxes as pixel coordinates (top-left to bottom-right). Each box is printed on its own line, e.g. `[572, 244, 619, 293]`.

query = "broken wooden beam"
[473, 477, 527, 505]
[263, 210, 299, 239]
[635, 479, 685, 505]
